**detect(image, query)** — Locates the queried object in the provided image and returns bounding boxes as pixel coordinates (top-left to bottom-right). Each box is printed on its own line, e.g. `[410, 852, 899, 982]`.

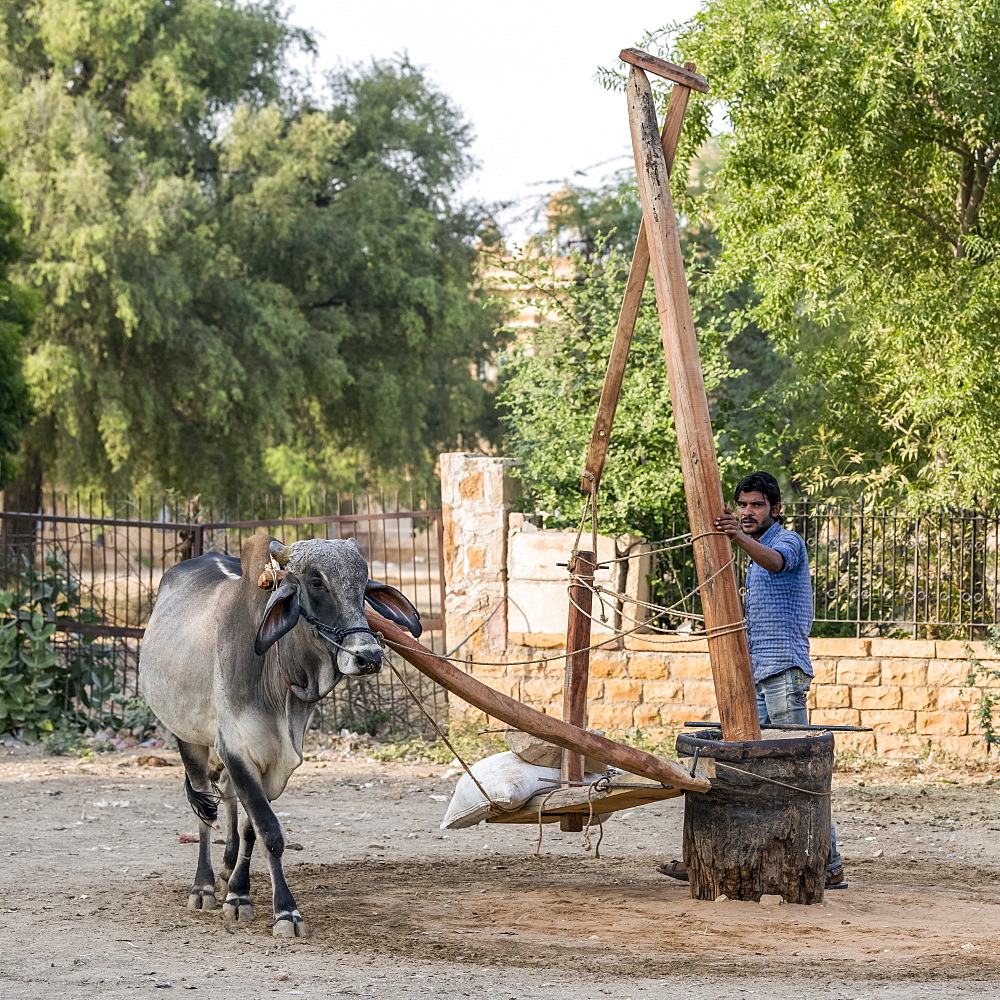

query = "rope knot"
[257, 567, 287, 590]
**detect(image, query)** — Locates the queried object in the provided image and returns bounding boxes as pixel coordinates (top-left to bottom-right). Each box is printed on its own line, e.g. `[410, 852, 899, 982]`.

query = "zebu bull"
[138, 533, 421, 937]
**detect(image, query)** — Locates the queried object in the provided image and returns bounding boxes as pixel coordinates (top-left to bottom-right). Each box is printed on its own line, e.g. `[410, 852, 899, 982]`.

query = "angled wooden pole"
[625, 63, 760, 743]
[366, 608, 711, 792]
[581, 65, 696, 493]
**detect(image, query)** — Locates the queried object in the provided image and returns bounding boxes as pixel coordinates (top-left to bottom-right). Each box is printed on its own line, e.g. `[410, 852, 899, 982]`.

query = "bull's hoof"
[272, 918, 309, 938]
[222, 894, 254, 923]
[187, 887, 217, 911]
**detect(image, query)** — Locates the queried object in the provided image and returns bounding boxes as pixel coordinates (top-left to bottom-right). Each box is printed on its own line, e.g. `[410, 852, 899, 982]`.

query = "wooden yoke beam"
[625, 63, 761, 743]
[366, 608, 711, 793]
[581, 65, 696, 493]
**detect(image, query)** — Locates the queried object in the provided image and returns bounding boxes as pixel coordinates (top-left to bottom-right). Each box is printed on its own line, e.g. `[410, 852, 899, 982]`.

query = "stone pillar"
[439, 454, 521, 656]
[623, 537, 653, 631]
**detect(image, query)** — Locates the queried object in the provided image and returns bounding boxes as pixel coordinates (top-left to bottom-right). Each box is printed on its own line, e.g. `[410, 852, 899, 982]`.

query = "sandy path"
[1, 746, 998, 999]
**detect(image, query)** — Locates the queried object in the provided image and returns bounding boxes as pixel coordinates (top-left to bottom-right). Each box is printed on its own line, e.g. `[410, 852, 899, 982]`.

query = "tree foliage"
[496, 143, 779, 536]
[494, 223, 747, 537]
[0, 166, 32, 483]
[0, 1, 500, 501]
[671, 0, 1000, 504]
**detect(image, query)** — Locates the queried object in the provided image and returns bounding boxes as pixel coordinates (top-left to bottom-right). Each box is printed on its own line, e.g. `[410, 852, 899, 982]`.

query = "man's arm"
[714, 507, 785, 573]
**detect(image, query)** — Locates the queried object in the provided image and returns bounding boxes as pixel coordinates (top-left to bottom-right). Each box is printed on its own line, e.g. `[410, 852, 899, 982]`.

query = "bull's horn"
[268, 539, 292, 565]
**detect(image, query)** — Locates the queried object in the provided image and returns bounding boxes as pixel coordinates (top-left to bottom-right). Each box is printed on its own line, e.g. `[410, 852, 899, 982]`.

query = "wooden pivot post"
[625, 57, 761, 742]
[581, 61, 703, 494]
[561, 549, 594, 832]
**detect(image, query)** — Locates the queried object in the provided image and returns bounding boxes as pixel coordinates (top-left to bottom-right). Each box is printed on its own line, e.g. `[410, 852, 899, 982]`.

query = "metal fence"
[650, 501, 1000, 640]
[0, 490, 447, 737]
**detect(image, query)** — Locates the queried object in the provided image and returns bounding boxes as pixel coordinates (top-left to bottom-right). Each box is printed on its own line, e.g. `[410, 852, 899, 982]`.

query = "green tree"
[544, 169, 644, 260]
[0, 2, 501, 506]
[240, 59, 503, 491]
[670, 0, 1000, 504]
[496, 146, 780, 536]
[0, 166, 32, 486]
[495, 232, 744, 538]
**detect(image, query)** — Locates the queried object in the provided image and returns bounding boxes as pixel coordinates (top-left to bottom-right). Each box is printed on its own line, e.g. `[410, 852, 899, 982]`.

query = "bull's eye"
[309, 578, 325, 591]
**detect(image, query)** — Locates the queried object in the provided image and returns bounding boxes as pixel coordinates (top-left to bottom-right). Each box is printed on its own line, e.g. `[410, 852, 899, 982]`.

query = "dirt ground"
[1, 741, 999, 1000]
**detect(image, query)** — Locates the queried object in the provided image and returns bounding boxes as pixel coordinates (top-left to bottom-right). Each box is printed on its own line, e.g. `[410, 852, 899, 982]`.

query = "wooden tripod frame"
[569, 50, 761, 744]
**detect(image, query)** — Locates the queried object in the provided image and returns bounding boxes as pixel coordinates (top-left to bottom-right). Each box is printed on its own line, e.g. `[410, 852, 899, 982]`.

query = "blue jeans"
[755, 668, 842, 875]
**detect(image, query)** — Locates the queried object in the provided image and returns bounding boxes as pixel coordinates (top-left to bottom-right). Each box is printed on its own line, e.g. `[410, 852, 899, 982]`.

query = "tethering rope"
[382, 527, 747, 673]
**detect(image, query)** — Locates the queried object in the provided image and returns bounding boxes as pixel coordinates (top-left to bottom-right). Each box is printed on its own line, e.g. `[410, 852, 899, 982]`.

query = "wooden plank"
[581, 70, 695, 492]
[488, 785, 685, 824]
[367, 608, 711, 791]
[561, 549, 594, 832]
[487, 758, 713, 824]
[625, 65, 761, 743]
[619, 48, 709, 92]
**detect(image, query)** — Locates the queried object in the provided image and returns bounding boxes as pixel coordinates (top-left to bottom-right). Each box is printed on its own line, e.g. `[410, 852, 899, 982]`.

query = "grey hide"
[138, 533, 421, 938]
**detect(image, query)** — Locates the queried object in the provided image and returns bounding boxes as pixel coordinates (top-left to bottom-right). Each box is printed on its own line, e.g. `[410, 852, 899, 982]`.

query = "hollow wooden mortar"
[675, 729, 835, 904]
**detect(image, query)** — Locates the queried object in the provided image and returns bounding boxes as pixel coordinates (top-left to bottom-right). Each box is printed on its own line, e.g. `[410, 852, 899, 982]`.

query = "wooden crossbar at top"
[619, 49, 709, 92]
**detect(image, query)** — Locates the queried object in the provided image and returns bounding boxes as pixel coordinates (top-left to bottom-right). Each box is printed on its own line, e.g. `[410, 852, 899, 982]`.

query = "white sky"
[286, 0, 704, 243]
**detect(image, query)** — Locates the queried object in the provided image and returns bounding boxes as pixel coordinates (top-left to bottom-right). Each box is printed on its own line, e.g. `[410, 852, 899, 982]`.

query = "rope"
[580, 781, 604, 858]
[568, 480, 595, 573]
[566, 586, 746, 645]
[445, 596, 532, 658]
[711, 761, 833, 797]
[563, 549, 749, 644]
[594, 529, 739, 566]
[533, 787, 563, 857]
[382, 531, 746, 672]
[385, 654, 514, 813]
[381, 609, 741, 671]
[532, 778, 609, 858]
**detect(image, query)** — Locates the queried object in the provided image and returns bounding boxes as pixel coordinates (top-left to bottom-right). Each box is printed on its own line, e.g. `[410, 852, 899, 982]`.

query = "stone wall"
[440, 454, 999, 758]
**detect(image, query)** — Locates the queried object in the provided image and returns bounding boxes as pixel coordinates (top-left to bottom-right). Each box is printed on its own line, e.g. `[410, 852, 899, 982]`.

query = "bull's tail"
[184, 774, 219, 826]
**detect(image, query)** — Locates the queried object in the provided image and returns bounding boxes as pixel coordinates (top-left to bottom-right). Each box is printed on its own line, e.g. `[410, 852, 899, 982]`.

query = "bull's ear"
[255, 578, 300, 655]
[365, 581, 422, 638]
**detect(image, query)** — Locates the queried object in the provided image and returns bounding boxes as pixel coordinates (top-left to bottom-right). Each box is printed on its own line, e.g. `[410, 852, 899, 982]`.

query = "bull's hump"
[240, 532, 280, 579]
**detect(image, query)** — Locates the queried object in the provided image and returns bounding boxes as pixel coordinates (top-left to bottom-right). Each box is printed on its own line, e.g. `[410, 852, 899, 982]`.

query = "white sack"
[440, 750, 604, 830]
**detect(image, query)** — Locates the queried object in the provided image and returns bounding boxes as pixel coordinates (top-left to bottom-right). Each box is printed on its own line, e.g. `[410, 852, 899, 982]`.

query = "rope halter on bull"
[257, 539, 385, 702]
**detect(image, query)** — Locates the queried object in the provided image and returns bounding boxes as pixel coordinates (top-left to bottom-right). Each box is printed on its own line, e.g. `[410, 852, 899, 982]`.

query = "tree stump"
[676, 729, 833, 904]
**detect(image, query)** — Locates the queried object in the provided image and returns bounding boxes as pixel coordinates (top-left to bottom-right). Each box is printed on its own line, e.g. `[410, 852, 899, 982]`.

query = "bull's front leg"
[220, 749, 309, 938]
[215, 770, 240, 890]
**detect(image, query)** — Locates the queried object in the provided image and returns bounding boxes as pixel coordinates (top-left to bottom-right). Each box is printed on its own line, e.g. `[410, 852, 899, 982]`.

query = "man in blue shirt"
[660, 471, 846, 888]
[720, 471, 816, 726]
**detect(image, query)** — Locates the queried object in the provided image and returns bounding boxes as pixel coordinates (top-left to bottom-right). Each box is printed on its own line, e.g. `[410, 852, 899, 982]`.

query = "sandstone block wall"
[455, 634, 999, 758]
[440, 455, 1000, 758]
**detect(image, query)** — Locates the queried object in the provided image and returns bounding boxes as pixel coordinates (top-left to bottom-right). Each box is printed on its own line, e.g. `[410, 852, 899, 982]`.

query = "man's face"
[735, 490, 781, 538]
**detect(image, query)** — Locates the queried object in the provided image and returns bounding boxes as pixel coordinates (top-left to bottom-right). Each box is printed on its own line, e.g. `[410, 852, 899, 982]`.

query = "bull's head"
[253, 538, 421, 678]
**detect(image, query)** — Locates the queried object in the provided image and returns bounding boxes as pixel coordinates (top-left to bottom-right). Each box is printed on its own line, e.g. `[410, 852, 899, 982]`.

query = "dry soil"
[1, 743, 998, 1000]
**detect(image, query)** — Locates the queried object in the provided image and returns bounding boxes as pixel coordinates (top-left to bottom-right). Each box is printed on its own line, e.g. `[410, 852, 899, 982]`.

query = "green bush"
[965, 626, 1000, 755]
[0, 555, 117, 739]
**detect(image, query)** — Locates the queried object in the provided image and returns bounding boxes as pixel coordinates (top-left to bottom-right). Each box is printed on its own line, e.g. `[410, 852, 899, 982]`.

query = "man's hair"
[734, 472, 784, 522]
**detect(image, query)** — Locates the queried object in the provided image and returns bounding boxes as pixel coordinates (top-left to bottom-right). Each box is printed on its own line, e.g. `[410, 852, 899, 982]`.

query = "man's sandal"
[825, 865, 848, 889]
[656, 860, 689, 882]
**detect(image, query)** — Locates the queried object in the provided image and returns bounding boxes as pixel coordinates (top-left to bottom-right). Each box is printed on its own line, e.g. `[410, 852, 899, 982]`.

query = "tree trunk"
[676, 729, 833, 904]
[1, 442, 43, 579]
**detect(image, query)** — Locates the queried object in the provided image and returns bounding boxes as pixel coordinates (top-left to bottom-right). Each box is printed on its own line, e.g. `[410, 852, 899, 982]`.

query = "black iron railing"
[0, 490, 447, 736]
[649, 501, 1000, 641]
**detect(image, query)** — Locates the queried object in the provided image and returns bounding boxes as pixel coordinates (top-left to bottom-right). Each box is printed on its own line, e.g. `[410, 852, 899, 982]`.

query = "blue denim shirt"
[744, 521, 814, 683]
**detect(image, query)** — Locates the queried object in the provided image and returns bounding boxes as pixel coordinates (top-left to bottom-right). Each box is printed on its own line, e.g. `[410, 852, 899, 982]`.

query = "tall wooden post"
[561, 550, 595, 832]
[626, 64, 760, 742]
[581, 71, 695, 493]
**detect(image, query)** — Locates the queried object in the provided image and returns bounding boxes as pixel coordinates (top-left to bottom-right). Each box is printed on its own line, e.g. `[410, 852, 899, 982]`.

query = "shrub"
[0, 555, 117, 739]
